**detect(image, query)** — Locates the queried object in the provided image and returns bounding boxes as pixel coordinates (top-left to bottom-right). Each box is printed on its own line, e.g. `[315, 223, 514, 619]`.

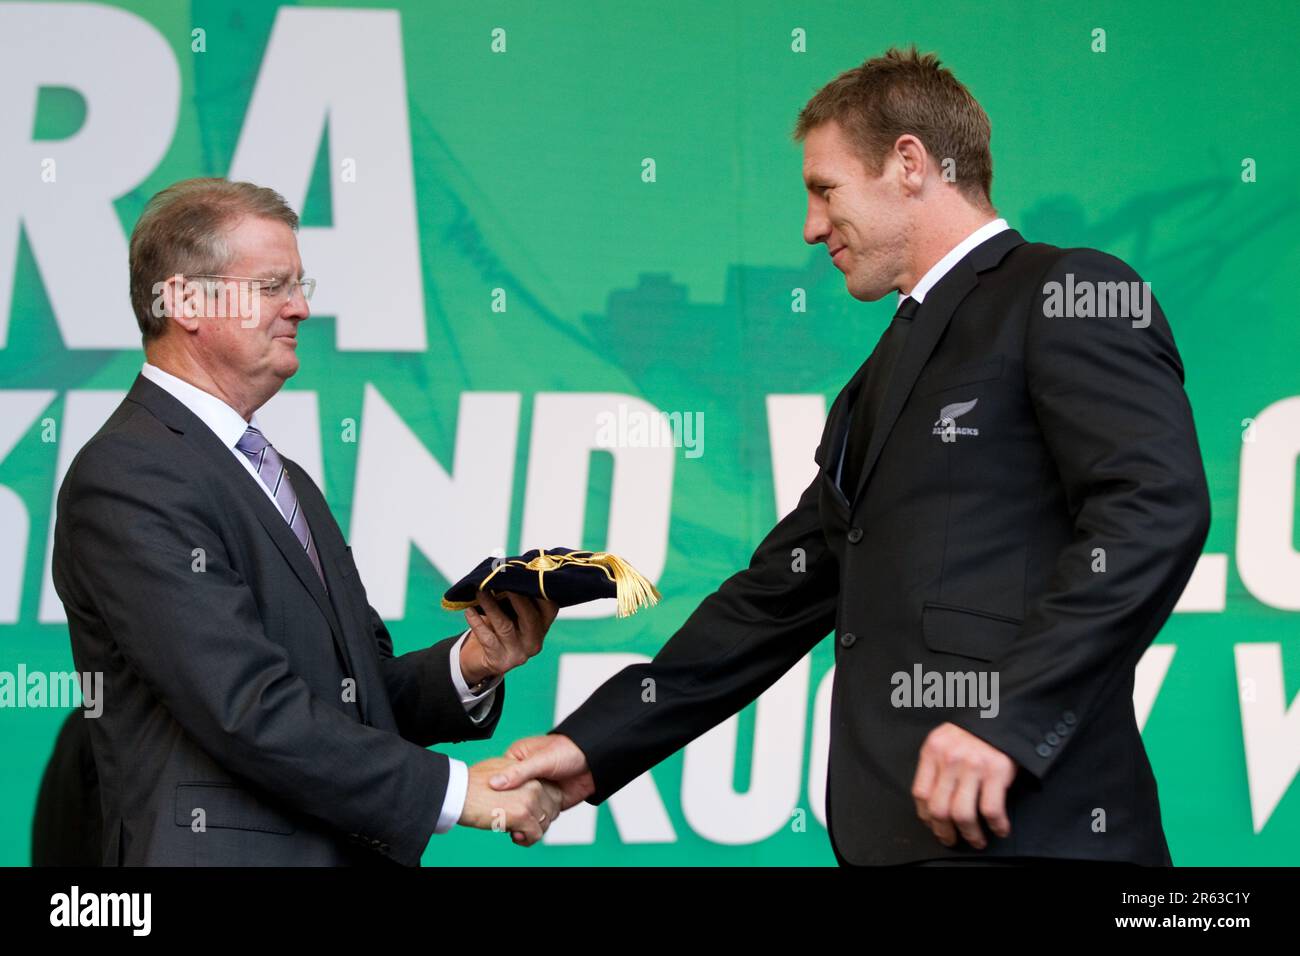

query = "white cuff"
[435, 758, 468, 834]
[450, 629, 502, 723]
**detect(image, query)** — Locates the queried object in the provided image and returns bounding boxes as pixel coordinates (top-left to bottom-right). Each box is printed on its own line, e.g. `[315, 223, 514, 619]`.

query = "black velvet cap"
[442, 547, 661, 618]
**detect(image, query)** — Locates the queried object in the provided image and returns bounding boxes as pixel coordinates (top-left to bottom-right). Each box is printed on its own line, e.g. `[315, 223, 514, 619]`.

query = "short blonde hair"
[793, 46, 994, 208]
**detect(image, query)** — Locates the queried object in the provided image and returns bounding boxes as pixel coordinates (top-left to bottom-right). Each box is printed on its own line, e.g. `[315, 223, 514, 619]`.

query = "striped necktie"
[235, 425, 326, 586]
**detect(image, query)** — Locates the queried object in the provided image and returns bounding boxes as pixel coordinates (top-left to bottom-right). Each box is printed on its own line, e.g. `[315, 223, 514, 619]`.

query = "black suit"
[554, 230, 1210, 865]
[52, 375, 500, 866]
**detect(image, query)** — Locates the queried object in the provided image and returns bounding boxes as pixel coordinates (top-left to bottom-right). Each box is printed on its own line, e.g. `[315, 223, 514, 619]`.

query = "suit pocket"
[174, 783, 297, 835]
[916, 355, 1004, 396]
[921, 602, 1022, 662]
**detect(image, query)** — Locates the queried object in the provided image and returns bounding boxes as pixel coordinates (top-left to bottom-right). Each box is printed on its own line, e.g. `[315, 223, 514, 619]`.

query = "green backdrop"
[0, 0, 1297, 865]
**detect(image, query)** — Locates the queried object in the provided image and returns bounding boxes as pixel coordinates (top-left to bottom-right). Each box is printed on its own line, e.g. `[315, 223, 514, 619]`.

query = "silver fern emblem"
[935, 398, 979, 427]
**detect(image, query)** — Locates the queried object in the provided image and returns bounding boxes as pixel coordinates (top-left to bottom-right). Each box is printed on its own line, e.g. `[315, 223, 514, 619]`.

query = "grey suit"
[52, 375, 500, 865]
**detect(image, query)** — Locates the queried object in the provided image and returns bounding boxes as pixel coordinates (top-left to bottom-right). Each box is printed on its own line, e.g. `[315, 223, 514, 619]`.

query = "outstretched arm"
[495, 466, 840, 804]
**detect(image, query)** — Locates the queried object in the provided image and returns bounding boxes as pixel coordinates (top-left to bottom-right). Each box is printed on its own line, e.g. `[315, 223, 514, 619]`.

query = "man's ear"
[156, 273, 204, 333]
[892, 133, 930, 195]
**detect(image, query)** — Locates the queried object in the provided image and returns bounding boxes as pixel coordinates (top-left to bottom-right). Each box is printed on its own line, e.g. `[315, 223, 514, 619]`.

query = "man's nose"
[803, 201, 830, 246]
[283, 286, 309, 321]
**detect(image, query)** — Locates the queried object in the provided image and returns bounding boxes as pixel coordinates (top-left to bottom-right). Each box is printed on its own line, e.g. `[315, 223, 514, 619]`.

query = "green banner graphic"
[0, 0, 1297, 865]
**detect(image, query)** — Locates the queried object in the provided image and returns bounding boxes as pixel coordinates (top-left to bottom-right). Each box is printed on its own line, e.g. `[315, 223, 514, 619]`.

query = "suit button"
[1055, 722, 1069, 736]
[1035, 743, 1052, 758]
[1045, 732, 1060, 746]
[839, 632, 857, 648]
[1063, 711, 1077, 725]
[847, 527, 863, 544]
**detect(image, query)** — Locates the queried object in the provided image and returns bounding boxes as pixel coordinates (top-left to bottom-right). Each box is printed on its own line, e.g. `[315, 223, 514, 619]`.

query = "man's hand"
[458, 756, 564, 846]
[488, 734, 595, 812]
[911, 722, 1017, 850]
[460, 591, 560, 686]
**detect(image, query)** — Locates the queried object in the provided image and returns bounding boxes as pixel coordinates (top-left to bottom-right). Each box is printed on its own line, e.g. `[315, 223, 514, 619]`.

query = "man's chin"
[272, 355, 299, 380]
[844, 278, 890, 303]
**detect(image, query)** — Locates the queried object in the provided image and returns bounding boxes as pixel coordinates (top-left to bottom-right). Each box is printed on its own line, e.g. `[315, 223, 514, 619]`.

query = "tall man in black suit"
[490, 47, 1211, 865]
[53, 178, 563, 865]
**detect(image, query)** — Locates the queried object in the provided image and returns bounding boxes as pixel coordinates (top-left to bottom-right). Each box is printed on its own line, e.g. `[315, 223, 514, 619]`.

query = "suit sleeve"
[63, 434, 450, 866]
[948, 248, 1211, 780]
[553, 464, 841, 804]
[370, 611, 504, 745]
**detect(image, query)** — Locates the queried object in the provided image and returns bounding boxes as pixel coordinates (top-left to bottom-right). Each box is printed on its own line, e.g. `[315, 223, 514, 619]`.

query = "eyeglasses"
[185, 274, 317, 302]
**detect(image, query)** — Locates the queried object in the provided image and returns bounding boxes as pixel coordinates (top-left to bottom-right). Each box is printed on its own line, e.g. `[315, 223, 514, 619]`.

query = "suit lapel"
[228, 463, 351, 653]
[287, 461, 370, 712]
[126, 376, 356, 683]
[821, 354, 873, 505]
[848, 229, 1026, 505]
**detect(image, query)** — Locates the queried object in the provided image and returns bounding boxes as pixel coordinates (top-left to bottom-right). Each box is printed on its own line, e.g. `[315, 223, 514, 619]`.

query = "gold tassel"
[579, 551, 662, 618]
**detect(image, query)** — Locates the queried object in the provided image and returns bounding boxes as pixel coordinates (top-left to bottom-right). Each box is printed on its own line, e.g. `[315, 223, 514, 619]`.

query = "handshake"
[448, 589, 594, 846]
[457, 735, 594, 846]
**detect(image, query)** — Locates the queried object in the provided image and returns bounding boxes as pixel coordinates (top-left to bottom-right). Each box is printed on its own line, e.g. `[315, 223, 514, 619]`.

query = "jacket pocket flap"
[174, 783, 297, 834]
[922, 603, 1022, 662]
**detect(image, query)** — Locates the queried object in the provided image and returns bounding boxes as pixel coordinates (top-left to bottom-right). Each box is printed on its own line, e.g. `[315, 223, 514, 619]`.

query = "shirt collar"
[140, 362, 262, 450]
[903, 217, 1010, 307]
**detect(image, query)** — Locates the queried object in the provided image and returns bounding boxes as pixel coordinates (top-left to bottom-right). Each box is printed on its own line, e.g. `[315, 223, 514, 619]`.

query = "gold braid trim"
[441, 549, 661, 618]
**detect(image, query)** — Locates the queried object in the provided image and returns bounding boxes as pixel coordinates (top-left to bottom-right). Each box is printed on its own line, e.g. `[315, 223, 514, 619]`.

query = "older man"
[52, 178, 559, 865]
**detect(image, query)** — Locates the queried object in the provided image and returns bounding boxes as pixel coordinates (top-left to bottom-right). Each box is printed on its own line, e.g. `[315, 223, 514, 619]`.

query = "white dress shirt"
[902, 217, 1010, 306]
[139, 362, 499, 834]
